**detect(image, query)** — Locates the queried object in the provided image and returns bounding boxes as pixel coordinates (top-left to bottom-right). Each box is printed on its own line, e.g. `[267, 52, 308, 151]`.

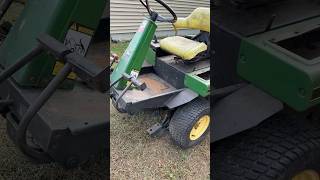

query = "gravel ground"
[0, 116, 108, 180]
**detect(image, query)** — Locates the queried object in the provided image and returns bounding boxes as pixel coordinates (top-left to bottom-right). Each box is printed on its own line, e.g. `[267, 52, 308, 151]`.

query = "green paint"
[0, 0, 106, 87]
[111, 18, 157, 90]
[184, 74, 210, 97]
[145, 47, 156, 65]
[237, 17, 320, 111]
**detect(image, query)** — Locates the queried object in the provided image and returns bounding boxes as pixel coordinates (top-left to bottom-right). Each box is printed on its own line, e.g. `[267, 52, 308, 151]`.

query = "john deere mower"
[212, 0, 320, 179]
[110, 0, 210, 148]
[0, 0, 108, 168]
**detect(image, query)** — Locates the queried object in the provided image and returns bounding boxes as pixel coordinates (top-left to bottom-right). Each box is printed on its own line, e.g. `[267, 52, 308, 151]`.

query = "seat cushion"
[160, 36, 207, 60]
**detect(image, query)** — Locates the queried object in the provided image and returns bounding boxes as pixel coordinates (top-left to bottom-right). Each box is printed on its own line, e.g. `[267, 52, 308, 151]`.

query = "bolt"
[239, 54, 247, 63]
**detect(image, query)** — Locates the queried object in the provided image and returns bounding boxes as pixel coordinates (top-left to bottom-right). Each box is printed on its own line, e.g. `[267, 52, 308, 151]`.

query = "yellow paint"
[78, 26, 94, 35]
[70, 23, 77, 31]
[292, 170, 320, 180]
[189, 115, 210, 141]
[53, 62, 77, 79]
[70, 23, 94, 35]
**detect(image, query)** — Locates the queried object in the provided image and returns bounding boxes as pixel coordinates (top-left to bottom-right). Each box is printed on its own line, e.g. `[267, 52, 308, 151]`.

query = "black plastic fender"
[211, 84, 283, 142]
[165, 89, 199, 109]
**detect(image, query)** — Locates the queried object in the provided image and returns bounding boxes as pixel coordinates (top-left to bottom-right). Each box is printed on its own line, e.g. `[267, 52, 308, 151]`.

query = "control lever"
[112, 73, 147, 111]
[122, 73, 147, 91]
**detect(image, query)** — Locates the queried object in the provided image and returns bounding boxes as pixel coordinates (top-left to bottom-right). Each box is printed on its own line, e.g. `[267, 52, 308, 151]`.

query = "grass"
[110, 42, 210, 179]
[111, 42, 130, 56]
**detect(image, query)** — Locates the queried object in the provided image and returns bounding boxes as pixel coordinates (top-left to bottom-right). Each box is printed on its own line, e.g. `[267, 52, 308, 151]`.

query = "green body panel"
[111, 18, 157, 89]
[0, 0, 106, 87]
[185, 74, 210, 97]
[145, 47, 156, 65]
[237, 17, 320, 111]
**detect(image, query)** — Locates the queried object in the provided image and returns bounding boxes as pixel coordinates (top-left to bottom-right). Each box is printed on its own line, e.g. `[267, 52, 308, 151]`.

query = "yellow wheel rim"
[292, 170, 320, 180]
[189, 115, 210, 141]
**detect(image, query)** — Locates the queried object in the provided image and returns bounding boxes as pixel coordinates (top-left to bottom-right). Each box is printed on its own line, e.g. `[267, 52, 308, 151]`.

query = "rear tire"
[213, 114, 320, 180]
[169, 98, 210, 148]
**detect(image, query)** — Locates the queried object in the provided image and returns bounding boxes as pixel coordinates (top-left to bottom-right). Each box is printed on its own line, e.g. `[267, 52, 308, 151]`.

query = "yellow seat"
[160, 36, 207, 60]
[159, 7, 210, 60]
[173, 7, 210, 32]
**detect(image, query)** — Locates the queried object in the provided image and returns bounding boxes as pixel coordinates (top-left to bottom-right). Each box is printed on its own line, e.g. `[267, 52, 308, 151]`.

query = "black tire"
[169, 98, 210, 148]
[213, 114, 320, 180]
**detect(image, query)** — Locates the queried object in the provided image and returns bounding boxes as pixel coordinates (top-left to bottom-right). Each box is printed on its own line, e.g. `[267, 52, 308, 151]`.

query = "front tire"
[169, 98, 210, 148]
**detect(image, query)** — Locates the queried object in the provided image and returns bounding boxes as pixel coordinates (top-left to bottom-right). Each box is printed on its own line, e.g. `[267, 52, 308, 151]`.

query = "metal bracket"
[37, 34, 108, 92]
[112, 72, 147, 111]
[147, 110, 172, 137]
[147, 123, 166, 137]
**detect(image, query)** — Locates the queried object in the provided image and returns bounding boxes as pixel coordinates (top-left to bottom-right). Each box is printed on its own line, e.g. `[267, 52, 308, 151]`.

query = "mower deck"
[111, 54, 209, 113]
[0, 79, 107, 167]
[0, 41, 108, 167]
[122, 73, 177, 102]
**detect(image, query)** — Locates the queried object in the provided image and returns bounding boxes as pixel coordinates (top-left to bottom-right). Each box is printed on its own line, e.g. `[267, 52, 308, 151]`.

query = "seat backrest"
[173, 7, 210, 32]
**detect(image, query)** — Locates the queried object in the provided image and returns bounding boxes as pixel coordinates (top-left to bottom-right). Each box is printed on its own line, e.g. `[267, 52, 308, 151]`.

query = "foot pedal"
[147, 123, 166, 137]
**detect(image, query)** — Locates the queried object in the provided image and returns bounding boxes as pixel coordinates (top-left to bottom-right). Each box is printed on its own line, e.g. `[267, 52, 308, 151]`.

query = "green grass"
[111, 42, 129, 56]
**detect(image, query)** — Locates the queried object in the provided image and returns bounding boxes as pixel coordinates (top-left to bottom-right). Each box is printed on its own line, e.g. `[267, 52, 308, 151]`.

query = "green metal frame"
[237, 17, 320, 111]
[0, 0, 106, 87]
[111, 18, 157, 89]
[185, 74, 210, 97]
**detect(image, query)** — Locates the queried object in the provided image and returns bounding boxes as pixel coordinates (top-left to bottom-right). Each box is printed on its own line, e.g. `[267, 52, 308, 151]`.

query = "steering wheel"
[139, 0, 177, 23]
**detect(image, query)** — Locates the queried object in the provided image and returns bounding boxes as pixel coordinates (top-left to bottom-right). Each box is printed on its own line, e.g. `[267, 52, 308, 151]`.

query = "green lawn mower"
[110, 0, 210, 148]
[0, 0, 108, 168]
[212, 0, 320, 179]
